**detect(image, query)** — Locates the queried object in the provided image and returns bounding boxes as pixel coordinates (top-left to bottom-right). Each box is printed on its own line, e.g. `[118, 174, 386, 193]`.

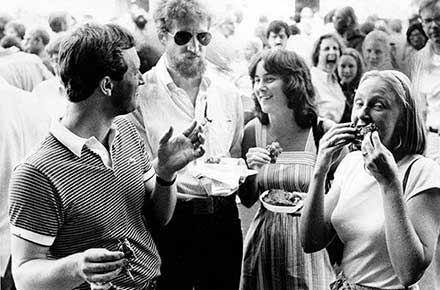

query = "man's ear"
[99, 76, 114, 96]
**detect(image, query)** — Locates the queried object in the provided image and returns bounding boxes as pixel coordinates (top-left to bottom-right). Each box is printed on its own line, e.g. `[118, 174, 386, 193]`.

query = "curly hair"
[311, 33, 344, 67]
[59, 23, 135, 102]
[153, 0, 211, 32]
[249, 49, 318, 128]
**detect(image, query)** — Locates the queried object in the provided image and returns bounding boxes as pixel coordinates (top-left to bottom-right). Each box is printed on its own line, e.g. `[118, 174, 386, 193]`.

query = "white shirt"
[331, 152, 440, 289]
[127, 55, 244, 198]
[310, 67, 346, 123]
[0, 81, 50, 275]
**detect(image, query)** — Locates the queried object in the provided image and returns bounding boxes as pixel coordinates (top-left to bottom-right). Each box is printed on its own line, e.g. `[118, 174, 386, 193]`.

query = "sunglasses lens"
[197, 32, 212, 46]
[174, 31, 193, 45]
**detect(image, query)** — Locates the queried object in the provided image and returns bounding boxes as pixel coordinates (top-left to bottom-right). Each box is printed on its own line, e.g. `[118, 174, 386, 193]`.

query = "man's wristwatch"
[156, 175, 176, 186]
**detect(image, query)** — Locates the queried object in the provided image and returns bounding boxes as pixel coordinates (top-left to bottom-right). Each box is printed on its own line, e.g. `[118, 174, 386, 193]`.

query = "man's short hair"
[153, 0, 211, 33]
[30, 28, 50, 46]
[59, 23, 135, 102]
[265, 20, 290, 39]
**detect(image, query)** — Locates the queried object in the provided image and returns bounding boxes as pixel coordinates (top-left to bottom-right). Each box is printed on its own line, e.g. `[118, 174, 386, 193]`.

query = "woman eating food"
[301, 70, 440, 289]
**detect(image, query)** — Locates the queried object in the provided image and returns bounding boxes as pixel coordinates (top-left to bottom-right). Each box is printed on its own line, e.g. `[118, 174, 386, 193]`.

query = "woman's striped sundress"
[240, 121, 335, 290]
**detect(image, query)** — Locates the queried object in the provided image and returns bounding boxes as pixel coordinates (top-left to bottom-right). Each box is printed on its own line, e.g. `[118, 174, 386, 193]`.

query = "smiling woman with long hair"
[239, 49, 335, 290]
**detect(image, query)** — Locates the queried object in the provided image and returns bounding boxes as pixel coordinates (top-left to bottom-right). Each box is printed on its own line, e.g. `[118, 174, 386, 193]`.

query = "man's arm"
[143, 121, 205, 225]
[11, 236, 126, 290]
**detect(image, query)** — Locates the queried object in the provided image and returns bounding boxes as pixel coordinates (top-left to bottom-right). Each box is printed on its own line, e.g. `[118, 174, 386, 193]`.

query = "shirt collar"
[156, 54, 211, 93]
[50, 118, 119, 158]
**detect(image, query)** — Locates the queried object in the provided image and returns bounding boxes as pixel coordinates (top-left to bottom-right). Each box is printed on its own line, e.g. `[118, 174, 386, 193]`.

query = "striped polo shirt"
[9, 117, 160, 290]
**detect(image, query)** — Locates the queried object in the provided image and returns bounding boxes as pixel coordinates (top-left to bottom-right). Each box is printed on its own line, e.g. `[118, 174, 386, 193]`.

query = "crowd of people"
[1, 0, 440, 290]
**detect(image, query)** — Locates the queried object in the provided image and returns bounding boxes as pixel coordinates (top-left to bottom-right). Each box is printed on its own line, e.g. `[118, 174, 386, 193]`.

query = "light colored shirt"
[331, 152, 440, 289]
[32, 77, 67, 120]
[0, 81, 50, 275]
[310, 67, 346, 123]
[127, 55, 244, 198]
[0, 47, 53, 92]
[413, 41, 440, 130]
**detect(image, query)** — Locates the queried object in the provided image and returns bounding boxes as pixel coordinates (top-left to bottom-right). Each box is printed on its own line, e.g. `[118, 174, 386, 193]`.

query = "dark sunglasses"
[166, 30, 212, 46]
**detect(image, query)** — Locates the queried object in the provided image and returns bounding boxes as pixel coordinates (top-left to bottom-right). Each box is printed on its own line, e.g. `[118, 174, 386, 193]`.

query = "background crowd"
[1, 0, 440, 289]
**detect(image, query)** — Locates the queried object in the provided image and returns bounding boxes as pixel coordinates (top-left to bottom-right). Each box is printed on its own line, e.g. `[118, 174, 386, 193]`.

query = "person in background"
[0, 13, 12, 39]
[4, 20, 26, 41]
[0, 77, 50, 290]
[239, 49, 335, 290]
[23, 28, 54, 74]
[0, 44, 53, 92]
[310, 33, 346, 123]
[47, 11, 75, 34]
[411, 1, 440, 287]
[232, 37, 264, 124]
[301, 69, 440, 290]
[394, 23, 428, 77]
[266, 20, 290, 50]
[127, 0, 244, 289]
[0, 36, 22, 50]
[337, 48, 365, 122]
[9, 22, 205, 290]
[407, 22, 428, 51]
[333, 6, 365, 54]
[363, 30, 395, 72]
[254, 15, 269, 49]
[32, 33, 67, 120]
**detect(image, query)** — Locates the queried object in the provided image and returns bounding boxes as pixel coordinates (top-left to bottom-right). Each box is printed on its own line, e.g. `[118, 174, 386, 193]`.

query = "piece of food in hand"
[117, 238, 136, 281]
[350, 122, 378, 151]
[205, 156, 221, 164]
[262, 189, 303, 206]
[266, 142, 283, 163]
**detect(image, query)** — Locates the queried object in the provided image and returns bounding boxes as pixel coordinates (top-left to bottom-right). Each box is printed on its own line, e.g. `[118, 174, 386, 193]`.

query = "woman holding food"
[301, 70, 440, 289]
[239, 49, 336, 290]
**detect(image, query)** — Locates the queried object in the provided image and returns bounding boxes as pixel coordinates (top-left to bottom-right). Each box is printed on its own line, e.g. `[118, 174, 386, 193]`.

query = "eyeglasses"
[166, 30, 212, 46]
[421, 16, 440, 26]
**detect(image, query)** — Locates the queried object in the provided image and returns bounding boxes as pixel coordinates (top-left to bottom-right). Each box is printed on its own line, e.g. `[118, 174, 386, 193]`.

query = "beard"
[170, 54, 206, 79]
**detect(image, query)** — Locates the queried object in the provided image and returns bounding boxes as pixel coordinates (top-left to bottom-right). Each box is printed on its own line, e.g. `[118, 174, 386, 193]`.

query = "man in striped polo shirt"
[8, 23, 205, 290]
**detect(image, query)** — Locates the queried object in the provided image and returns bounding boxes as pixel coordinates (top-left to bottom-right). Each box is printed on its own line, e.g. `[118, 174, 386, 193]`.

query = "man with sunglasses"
[127, 0, 244, 290]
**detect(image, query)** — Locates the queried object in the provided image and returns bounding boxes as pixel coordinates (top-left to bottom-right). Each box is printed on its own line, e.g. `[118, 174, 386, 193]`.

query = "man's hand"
[76, 249, 127, 285]
[156, 121, 205, 180]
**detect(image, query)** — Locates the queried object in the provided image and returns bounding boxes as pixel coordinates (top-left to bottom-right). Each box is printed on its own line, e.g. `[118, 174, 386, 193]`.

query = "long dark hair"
[249, 49, 318, 128]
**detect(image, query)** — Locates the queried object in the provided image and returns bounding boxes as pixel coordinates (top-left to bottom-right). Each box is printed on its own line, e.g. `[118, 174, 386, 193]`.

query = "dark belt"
[176, 194, 237, 215]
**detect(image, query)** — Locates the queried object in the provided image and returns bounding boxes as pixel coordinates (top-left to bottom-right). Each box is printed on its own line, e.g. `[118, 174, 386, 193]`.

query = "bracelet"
[156, 175, 176, 186]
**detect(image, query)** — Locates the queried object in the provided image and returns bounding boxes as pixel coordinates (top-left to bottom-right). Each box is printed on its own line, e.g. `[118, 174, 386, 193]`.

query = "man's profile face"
[111, 47, 144, 115]
[165, 19, 209, 79]
[267, 28, 288, 49]
[420, 2, 440, 45]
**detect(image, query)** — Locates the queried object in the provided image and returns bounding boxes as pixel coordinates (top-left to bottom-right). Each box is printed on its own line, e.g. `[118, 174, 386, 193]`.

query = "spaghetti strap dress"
[240, 121, 335, 290]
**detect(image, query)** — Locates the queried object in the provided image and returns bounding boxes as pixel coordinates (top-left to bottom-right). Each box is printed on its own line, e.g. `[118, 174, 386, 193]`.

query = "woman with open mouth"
[310, 33, 347, 123]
